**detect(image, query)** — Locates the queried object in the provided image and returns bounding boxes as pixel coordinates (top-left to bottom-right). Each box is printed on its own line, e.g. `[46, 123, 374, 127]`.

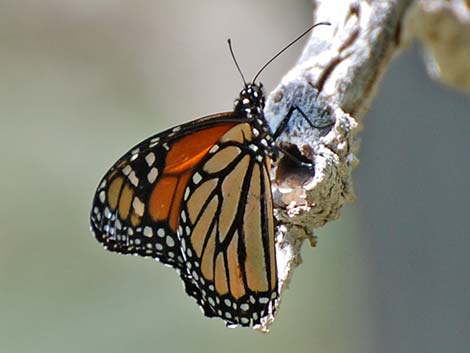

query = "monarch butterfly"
[90, 22, 330, 328]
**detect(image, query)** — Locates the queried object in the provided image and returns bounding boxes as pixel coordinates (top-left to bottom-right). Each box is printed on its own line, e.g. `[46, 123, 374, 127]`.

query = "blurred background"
[1, 1, 469, 353]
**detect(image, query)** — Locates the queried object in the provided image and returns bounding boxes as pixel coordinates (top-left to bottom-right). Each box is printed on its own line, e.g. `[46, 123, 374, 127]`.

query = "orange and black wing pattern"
[91, 114, 241, 269]
[90, 84, 279, 328]
[177, 122, 277, 327]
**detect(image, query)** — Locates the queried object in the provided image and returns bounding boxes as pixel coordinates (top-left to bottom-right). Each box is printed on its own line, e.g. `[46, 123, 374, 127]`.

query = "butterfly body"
[90, 83, 280, 327]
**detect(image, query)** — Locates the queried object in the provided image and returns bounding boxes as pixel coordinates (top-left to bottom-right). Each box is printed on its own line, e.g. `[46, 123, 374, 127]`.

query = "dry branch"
[405, 0, 470, 92]
[260, 0, 419, 331]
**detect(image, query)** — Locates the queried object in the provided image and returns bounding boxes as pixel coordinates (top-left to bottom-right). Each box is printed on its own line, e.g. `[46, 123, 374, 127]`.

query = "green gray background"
[1, 1, 469, 353]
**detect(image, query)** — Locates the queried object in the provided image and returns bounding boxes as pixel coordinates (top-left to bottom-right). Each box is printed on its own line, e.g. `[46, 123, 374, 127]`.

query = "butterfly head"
[234, 83, 265, 116]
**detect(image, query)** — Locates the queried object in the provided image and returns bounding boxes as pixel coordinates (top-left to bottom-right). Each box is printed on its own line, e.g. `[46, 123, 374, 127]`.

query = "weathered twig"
[258, 0, 469, 331]
[405, 0, 470, 92]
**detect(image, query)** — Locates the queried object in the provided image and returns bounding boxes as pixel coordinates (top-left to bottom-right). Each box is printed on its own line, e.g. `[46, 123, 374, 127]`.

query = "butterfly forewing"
[90, 114, 240, 268]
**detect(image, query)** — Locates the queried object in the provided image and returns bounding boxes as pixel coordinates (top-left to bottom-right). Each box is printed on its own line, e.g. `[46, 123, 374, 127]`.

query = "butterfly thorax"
[234, 83, 275, 157]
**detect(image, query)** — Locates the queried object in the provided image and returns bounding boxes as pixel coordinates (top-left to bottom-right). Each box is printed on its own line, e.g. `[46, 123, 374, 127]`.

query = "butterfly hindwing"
[177, 123, 278, 326]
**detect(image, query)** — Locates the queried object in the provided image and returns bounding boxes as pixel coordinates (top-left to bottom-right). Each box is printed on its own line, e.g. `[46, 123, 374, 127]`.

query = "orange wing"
[90, 114, 239, 269]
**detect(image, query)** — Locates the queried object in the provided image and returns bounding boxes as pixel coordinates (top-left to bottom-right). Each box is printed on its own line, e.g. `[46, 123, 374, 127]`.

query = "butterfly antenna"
[227, 38, 247, 87]
[252, 21, 331, 83]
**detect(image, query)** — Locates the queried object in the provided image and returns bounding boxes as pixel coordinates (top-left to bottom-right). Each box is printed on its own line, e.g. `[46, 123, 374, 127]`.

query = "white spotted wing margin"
[176, 126, 279, 329]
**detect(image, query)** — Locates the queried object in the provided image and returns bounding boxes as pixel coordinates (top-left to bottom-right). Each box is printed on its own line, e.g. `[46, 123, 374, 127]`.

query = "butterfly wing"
[178, 123, 278, 327]
[90, 113, 240, 268]
[90, 112, 278, 327]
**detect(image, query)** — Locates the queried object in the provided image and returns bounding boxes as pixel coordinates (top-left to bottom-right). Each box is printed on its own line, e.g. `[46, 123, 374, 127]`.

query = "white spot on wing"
[166, 236, 175, 247]
[147, 167, 159, 183]
[132, 197, 144, 216]
[184, 187, 190, 200]
[192, 173, 202, 184]
[143, 226, 153, 237]
[122, 165, 132, 176]
[128, 171, 139, 186]
[145, 152, 155, 166]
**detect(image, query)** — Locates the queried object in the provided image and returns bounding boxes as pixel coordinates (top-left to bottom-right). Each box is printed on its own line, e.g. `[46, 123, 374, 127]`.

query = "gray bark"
[260, 0, 469, 331]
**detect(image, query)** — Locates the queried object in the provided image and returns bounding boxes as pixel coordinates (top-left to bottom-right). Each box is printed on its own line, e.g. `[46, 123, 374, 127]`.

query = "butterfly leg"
[277, 146, 314, 168]
[272, 105, 334, 140]
[298, 106, 335, 130]
[273, 105, 334, 168]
